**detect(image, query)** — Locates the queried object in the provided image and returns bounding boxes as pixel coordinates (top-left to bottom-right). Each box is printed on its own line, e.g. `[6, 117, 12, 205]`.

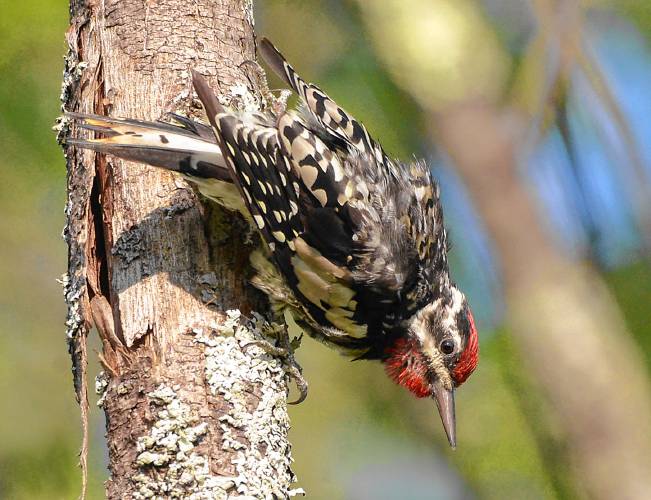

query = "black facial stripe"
[455, 304, 470, 343]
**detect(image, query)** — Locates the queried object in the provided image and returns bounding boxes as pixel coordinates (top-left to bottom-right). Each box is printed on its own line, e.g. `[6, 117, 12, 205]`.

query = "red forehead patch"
[452, 309, 479, 385]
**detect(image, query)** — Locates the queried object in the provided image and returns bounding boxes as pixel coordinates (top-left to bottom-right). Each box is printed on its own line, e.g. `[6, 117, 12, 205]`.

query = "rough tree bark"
[60, 1, 299, 498]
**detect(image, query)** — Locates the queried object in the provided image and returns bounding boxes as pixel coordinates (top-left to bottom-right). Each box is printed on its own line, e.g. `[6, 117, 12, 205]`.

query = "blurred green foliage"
[1, 0, 650, 499]
[606, 262, 651, 364]
[0, 0, 86, 498]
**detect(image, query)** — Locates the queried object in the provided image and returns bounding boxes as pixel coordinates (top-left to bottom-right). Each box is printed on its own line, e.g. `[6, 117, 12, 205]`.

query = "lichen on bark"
[61, 0, 300, 498]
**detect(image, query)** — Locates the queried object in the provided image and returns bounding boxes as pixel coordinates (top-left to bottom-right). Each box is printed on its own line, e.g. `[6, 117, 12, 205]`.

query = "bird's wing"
[258, 38, 389, 168]
[193, 70, 386, 349]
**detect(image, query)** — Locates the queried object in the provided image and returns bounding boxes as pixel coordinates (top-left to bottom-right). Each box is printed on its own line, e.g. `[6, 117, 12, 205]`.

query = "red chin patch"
[452, 309, 479, 385]
[384, 337, 431, 398]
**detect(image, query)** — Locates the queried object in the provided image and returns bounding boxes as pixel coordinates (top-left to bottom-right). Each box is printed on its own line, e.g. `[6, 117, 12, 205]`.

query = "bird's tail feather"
[64, 112, 230, 182]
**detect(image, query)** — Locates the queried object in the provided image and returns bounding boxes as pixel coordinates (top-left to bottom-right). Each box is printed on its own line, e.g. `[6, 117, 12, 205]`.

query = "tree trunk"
[61, 1, 299, 498]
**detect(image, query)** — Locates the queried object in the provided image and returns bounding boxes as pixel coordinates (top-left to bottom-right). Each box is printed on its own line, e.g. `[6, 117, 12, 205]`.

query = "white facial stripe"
[412, 300, 440, 345]
[441, 287, 464, 350]
[411, 301, 452, 390]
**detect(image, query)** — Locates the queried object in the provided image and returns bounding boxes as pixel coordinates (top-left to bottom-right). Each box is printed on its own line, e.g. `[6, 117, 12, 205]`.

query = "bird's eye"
[440, 339, 455, 355]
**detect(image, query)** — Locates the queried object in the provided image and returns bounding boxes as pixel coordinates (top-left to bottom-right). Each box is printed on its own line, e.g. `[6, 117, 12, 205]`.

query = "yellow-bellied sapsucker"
[66, 38, 479, 447]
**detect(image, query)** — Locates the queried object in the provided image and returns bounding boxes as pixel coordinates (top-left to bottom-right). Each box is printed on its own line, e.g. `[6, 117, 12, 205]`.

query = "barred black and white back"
[65, 38, 471, 365]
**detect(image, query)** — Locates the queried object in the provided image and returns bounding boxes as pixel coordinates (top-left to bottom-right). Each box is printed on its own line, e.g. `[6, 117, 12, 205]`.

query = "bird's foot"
[244, 324, 307, 405]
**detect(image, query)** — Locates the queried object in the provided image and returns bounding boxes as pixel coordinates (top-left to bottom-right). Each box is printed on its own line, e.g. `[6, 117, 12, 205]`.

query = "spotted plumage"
[65, 38, 479, 447]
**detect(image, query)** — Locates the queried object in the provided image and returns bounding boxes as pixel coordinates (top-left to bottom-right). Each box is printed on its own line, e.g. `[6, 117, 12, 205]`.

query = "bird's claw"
[243, 327, 308, 404]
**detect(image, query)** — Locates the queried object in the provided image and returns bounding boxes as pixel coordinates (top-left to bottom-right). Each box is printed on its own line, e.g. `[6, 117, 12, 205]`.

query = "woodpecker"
[65, 38, 479, 448]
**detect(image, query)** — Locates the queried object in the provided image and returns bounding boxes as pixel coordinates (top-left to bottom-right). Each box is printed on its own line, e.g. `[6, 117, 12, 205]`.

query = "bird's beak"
[432, 381, 456, 449]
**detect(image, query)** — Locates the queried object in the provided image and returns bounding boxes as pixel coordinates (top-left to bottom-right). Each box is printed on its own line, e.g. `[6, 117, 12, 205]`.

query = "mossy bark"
[61, 1, 298, 498]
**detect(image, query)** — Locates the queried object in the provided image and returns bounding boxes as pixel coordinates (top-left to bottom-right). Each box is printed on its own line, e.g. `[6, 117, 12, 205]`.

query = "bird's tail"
[64, 112, 230, 182]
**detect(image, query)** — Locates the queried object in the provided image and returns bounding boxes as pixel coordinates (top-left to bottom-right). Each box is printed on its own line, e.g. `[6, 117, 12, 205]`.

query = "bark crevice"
[61, 1, 299, 498]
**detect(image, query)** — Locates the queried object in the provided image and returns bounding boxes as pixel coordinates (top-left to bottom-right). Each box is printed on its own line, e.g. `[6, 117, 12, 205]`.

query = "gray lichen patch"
[243, 0, 254, 28]
[216, 81, 260, 114]
[111, 225, 144, 266]
[56, 51, 87, 143]
[229, 83, 260, 113]
[163, 195, 194, 219]
[60, 272, 84, 341]
[133, 384, 234, 499]
[194, 310, 305, 498]
[198, 272, 222, 309]
[59, 271, 88, 400]
[95, 371, 109, 408]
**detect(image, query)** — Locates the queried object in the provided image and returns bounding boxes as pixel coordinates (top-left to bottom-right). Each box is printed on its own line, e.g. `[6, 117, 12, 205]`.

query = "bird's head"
[383, 286, 479, 448]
